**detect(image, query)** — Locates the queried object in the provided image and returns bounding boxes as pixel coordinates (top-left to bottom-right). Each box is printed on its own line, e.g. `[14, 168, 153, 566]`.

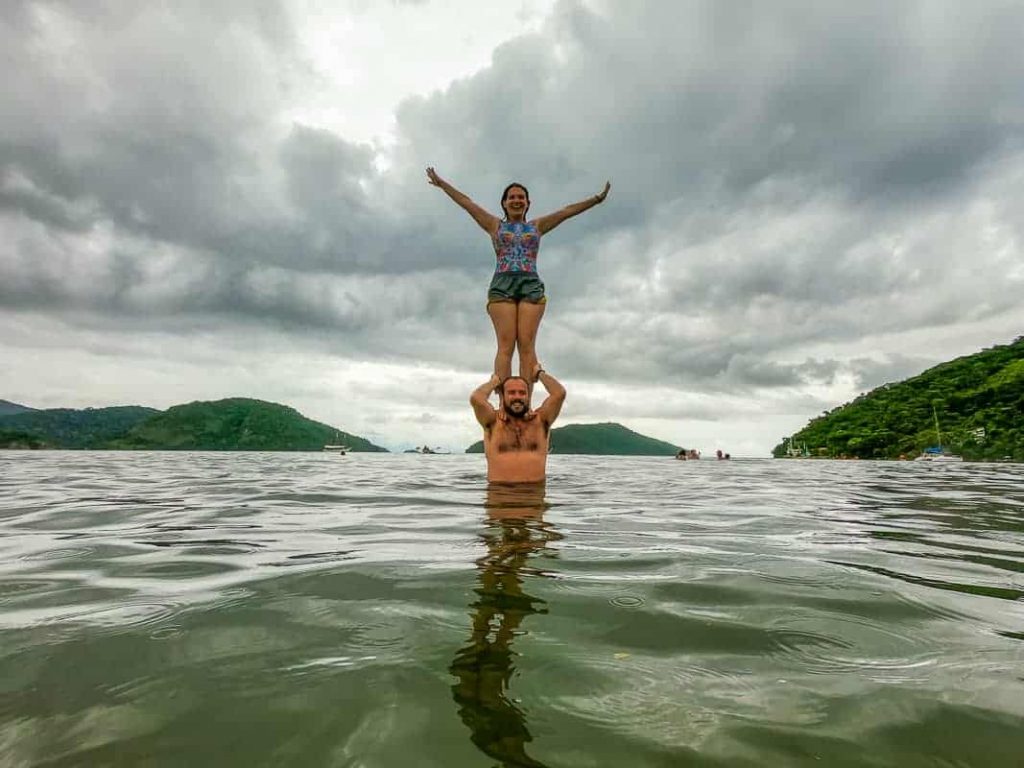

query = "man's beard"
[503, 399, 529, 419]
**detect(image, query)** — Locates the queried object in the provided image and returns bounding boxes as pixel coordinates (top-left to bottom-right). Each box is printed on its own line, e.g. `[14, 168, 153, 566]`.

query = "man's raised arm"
[470, 373, 500, 428]
[531, 365, 566, 427]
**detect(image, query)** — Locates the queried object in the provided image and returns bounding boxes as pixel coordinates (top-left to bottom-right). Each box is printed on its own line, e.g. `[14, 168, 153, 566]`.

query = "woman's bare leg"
[516, 300, 546, 384]
[487, 301, 518, 381]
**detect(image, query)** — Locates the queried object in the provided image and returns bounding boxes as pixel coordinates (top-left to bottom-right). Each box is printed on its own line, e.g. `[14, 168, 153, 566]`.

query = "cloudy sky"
[3, 0, 1023, 455]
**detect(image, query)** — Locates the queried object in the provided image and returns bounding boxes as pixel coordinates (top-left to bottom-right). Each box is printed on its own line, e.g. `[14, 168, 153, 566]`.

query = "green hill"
[0, 400, 35, 417]
[0, 398, 386, 452]
[773, 336, 1024, 461]
[0, 406, 159, 448]
[466, 422, 680, 455]
[108, 398, 387, 452]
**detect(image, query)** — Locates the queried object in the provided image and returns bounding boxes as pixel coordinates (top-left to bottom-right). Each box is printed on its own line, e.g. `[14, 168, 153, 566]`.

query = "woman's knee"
[517, 339, 536, 357]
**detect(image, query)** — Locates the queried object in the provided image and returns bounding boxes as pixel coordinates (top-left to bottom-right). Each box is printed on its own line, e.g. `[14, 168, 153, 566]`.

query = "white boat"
[913, 450, 963, 462]
[913, 406, 962, 462]
[323, 431, 351, 454]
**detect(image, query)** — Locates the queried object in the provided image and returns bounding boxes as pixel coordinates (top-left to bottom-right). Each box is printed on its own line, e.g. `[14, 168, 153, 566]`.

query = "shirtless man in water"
[470, 364, 566, 483]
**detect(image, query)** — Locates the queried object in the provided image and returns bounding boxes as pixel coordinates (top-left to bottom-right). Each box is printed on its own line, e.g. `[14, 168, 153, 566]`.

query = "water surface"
[1, 453, 1022, 766]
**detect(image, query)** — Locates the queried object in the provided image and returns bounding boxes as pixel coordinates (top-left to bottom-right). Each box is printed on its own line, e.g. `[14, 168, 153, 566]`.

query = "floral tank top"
[492, 220, 540, 274]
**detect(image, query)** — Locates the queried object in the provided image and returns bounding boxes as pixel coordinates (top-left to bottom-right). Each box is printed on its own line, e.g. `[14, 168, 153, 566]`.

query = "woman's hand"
[426, 167, 444, 187]
[596, 181, 611, 202]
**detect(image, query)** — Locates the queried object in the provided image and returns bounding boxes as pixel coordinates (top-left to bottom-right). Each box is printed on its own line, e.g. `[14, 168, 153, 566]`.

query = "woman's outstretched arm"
[533, 181, 610, 235]
[426, 167, 500, 234]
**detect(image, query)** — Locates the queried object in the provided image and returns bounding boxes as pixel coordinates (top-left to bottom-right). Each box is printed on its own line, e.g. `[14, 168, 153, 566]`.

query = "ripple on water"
[148, 625, 185, 640]
[0, 578, 65, 598]
[279, 549, 357, 565]
[0, 581, 133, 616]
[17, 546, 94, 562]
[350, 622, 410, 651]
[534, 648, 766, 746]
[746, 556, 849, 590]
[23, 598, 187, 632]
[608, 594, 645, 608]
[283, 654, 380, 676]
[830, 559, 1024, 602]
[539, 554, 679, 602]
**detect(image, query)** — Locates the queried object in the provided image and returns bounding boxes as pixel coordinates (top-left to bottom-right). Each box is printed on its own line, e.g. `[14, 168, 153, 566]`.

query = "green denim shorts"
[487, 272, 547, 305]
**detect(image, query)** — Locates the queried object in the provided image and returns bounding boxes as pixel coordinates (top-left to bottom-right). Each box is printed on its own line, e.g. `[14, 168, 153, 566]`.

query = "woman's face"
[503, 186, 529, 218]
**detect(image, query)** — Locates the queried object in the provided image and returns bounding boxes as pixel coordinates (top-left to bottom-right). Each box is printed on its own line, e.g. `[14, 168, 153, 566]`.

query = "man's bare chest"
[490, 420, 547, 454]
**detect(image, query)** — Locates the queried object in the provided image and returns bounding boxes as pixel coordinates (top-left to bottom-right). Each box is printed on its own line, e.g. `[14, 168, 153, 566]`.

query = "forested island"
[774, 336, 1023, 461]
[0, 398, 386, 452]
[466, 422, 680, 455]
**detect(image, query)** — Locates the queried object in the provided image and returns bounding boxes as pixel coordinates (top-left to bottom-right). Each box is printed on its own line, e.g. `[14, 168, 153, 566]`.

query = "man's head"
[499, 376, 531, 418]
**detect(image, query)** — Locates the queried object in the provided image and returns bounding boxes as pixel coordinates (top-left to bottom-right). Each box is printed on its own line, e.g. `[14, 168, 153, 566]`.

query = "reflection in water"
[450, 483, 562, 768]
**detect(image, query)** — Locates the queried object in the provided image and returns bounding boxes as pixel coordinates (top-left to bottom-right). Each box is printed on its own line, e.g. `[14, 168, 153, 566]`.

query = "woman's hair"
[500, 182, 530, 219]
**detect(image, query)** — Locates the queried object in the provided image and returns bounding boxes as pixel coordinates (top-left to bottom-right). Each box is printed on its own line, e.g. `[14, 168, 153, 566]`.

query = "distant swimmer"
[427, 167, 609, 382]
[470, 365, 565, 483]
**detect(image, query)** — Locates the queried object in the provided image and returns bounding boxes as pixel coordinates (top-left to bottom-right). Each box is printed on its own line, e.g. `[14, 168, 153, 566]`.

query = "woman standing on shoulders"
[426, 167, 610, 382]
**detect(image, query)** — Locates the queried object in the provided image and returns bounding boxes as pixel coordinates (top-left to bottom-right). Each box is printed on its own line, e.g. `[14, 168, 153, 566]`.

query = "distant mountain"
[773, 336, 1024, 461]
[0, 400, 35, 417]
[0, 398, 387, 452]
[465, 422, 680, 455]
[0, 406, 159, 449]
[108, 398, 388, 452]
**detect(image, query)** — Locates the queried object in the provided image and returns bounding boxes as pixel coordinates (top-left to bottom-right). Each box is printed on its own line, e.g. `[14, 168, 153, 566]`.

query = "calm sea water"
[1, 452, 1022, 767]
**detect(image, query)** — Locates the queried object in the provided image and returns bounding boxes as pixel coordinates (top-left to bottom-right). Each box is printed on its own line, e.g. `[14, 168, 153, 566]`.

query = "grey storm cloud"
[3, 0, 1024, 395]
[849, 353, 938, 393]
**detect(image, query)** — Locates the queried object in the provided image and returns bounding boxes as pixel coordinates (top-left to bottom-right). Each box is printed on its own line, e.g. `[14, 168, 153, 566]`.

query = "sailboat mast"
[932, 405, 942, 447]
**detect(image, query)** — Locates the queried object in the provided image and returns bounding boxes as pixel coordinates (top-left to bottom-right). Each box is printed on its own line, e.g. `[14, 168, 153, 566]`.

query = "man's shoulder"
[531, 409, 556, 430]
[525, 414, 554, 434]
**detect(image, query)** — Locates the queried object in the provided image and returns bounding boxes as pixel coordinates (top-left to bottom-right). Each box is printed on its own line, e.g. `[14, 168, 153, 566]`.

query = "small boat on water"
[786, 441, 811, 458]
[913, 448, 963, 462]
[913, 406, 963, 462]
[323, 428, 351, 454]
